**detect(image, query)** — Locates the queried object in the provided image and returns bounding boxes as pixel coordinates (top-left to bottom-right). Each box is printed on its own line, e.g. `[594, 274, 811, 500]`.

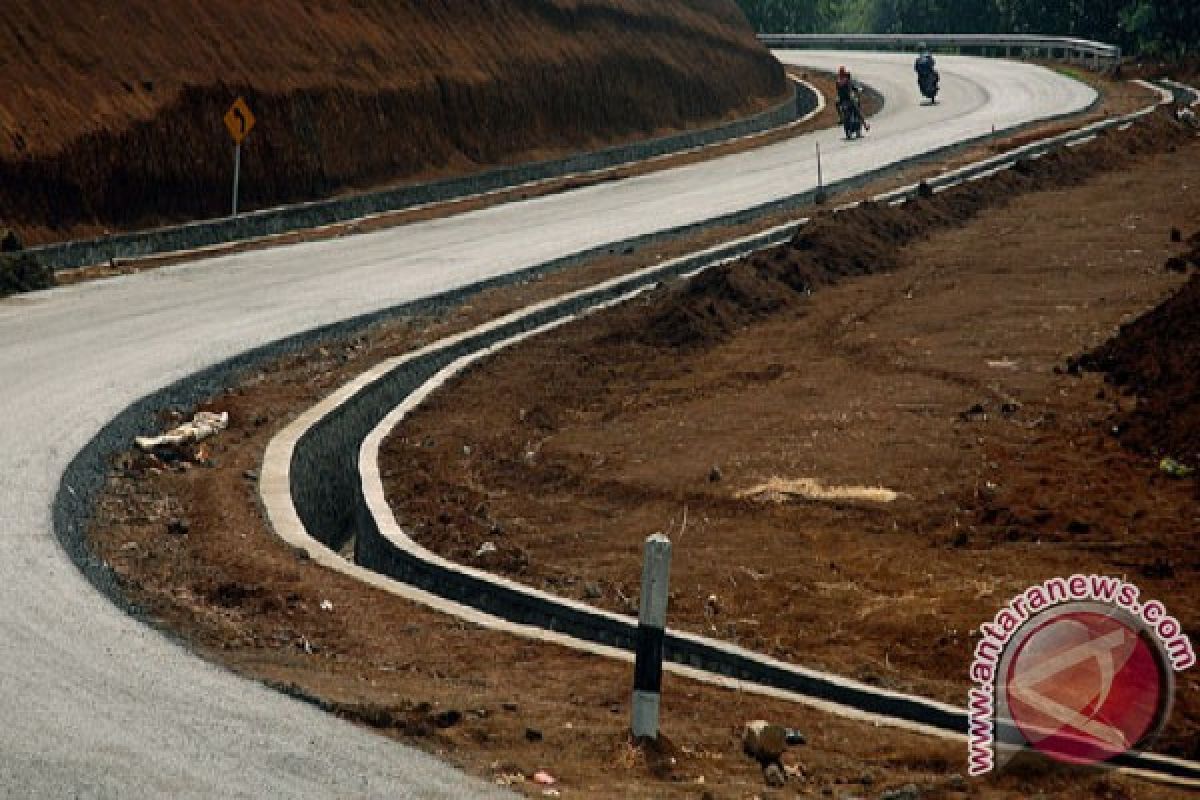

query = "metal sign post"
[232, 142, 241, 217]
[223, 97, 256, 218]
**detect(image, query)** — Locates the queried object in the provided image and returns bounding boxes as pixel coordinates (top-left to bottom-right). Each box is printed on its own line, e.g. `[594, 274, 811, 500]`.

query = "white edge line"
[1132, 79, 1176, 106]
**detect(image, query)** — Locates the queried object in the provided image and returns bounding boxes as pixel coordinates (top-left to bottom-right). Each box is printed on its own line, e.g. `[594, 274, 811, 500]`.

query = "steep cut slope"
[0, 0, 786, 243]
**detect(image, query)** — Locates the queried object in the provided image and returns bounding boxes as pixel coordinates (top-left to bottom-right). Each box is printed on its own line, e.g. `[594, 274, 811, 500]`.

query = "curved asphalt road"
[0, 53, 1095, 798]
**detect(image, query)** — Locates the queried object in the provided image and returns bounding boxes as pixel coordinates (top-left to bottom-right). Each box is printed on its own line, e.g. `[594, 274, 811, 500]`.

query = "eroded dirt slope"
[0, 0, 785, 243]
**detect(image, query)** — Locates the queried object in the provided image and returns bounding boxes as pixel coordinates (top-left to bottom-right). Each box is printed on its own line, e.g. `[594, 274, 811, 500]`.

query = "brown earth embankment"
[0, 1, 786, 244]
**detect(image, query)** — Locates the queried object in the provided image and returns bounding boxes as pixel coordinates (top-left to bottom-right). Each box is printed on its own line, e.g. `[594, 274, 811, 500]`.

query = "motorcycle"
[917, 67, 939, 104]
[839, 98, 865, 140]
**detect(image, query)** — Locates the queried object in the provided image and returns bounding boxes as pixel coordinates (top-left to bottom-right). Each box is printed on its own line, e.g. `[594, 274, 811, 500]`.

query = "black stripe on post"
[634, 624, 665, 693]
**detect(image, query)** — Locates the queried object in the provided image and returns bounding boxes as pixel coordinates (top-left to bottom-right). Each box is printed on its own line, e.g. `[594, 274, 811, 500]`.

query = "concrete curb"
[28, 85, 811, 272]
[257, 89, 1200, 786]
[53, 76, 1200, 788]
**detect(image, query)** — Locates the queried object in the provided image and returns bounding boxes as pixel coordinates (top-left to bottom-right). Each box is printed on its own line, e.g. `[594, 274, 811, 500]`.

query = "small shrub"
[0, 252, 56, 296]
[0, 228, 21, 252]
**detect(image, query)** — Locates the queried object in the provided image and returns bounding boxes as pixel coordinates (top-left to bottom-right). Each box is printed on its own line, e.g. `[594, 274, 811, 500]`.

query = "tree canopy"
[736, 0, 1198, 55]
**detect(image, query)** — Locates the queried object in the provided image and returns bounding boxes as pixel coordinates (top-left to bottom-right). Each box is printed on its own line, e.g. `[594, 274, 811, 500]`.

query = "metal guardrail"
[759, 33, 1121, 70]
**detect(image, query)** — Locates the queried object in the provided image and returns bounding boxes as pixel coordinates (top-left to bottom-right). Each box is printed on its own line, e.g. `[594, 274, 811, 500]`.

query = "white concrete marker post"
[632, 533, 672, 740]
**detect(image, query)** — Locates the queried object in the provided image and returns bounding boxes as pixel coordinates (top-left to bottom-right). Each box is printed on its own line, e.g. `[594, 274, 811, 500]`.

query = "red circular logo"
[1005, 610, 1169, 765]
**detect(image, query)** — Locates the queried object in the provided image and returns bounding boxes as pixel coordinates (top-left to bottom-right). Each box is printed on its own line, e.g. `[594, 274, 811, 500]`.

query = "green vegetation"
[737, 0, 1198, 55]
[0, 252, 55, 297]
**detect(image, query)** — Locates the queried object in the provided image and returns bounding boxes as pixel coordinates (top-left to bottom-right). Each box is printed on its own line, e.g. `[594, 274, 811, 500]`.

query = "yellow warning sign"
[223, 97, 256, 144]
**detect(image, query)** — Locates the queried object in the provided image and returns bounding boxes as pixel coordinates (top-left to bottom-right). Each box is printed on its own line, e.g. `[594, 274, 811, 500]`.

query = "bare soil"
[87, 111, 1200, 797]
[0, 0, 784, 244]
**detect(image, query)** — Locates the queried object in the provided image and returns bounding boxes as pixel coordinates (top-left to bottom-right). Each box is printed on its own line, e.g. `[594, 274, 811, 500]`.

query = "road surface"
[0, 52, 1095, 798]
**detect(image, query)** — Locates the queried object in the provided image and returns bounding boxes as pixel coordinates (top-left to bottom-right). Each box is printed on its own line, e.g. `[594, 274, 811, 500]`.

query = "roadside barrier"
[759, 33, 1120, 70]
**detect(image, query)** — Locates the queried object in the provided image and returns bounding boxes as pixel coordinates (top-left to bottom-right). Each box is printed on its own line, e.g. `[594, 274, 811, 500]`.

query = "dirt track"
[89, 110, 1199, 797]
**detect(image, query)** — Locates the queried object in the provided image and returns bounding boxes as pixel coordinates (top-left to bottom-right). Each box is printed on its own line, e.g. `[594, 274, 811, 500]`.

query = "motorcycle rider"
[914, 43, 938, 98]
[835, 66, 865, 126]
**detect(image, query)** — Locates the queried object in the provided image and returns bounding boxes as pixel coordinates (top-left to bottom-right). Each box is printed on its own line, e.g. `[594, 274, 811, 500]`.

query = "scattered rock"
[1171, 227, 1183, 242]
[1166, 256, 1188, 273]
[532, 769, 556, 786]
[708, 465, 723, 483]
[704, 594, 721, 616]
[583, 581, 603, 600]
[242, 469, 258, 481]
[785, 728, 806, 746]
[880, 783, 921, 800]
[1159, 457, 1194, 478]
[433, 709, 462, 728]
[742, 720, 788, 764]
[916, 180, 934, 199]
[763, 762, 787, 787]
[475, 541, 498, 558]
[166, 517, 190, 536]
[502, 701, 519, 712]
[319, 599, 334, 612]
[958, 403, 988, 422]
[525, 727, 544, 742]
[135, 410, 229, 452]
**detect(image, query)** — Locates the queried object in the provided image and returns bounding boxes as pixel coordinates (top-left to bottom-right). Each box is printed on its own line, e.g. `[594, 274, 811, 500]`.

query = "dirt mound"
[0, 0, 785, 243]
[1074, 258, 1200, 467]
[622, 111, 1194, 353]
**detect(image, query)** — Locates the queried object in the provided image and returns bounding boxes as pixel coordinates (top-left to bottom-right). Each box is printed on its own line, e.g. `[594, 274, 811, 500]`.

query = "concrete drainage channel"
[53, 82, 1200, 787]
[256, 88, 1200, 787]
[27, 82, 815, 272]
